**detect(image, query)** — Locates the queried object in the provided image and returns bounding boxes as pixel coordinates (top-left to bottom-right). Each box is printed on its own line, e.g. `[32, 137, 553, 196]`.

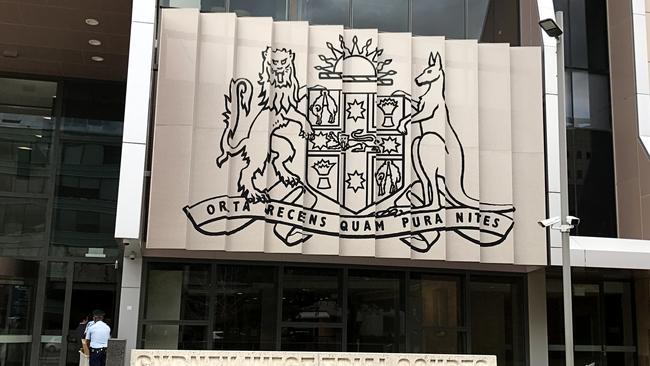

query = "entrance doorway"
[547, 277, 637, 366]
[65, 263, 118, 366]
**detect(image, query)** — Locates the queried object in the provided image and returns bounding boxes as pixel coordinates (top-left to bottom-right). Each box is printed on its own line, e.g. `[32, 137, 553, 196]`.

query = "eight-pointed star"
[345, 170, 366, 192]
[346, 99, 366, 122]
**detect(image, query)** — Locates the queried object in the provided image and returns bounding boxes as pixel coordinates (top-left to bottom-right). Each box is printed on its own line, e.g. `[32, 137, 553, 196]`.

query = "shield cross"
[306, 86, 407, 214]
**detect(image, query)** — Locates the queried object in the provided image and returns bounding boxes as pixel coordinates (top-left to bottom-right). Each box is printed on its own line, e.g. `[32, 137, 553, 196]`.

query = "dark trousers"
[89, 350, 106, 366]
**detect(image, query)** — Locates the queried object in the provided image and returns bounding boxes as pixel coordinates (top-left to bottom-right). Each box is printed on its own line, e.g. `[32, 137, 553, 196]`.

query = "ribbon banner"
[184, 190, 514, 252]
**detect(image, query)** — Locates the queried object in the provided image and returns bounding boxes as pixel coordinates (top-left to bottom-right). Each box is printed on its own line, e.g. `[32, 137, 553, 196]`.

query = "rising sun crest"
[315, 35, 396, 86]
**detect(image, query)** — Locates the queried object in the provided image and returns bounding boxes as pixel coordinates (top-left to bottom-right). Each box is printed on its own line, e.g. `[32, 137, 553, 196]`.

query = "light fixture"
[34, 134, 43, 138]
[2, 49, 18, 58]
[88, 39, 102, 46]
[17, 146, 32, 151]
[85, 18, 100, 26]
[539, 18, 563, 38]
[43, 116, 51, 120]
[91, 56, 104, 62]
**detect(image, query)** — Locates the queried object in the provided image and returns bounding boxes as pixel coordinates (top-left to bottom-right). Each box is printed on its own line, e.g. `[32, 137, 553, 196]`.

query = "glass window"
[145, 263, 210, 321]
[140, 262, 530, 355]
[407, 274, 463, 354]
[230, 0, 287, 19]
[0, 258, 37, 366]
[282, 267, 341, 323]
[351, 0, 408, 32]
[347, 270, 402, 353]
[546, 275, 636, 366]
[470, 279, 525, 366]
[213, 265, 277, 350]
[40, 262, 67, 366]
[142, 324, 180, 349]
[412, 0, 465, 38]
[281, 327, 342, 351]
[555, 0, 616, 237]
[0, 77, 56, 258]
[294, 0, 349, 27]
[603, 282, 634, 347]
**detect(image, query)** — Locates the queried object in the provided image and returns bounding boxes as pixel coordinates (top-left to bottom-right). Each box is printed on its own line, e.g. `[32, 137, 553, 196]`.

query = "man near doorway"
[83, 309, 111, 366]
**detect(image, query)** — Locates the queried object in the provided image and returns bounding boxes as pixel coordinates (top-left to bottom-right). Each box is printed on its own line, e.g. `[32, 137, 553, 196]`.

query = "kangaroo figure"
[397, 51, 477, 209]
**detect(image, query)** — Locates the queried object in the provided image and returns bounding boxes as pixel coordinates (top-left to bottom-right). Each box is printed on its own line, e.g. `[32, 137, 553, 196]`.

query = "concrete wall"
[607, 0, 650, 240]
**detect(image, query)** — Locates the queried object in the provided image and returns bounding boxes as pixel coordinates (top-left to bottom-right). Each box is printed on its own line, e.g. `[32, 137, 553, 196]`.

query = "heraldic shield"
[306, 88, 407, 214]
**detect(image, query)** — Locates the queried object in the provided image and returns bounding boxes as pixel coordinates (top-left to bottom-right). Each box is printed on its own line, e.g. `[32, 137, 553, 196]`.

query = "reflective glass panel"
[282, 267, 341, 323]
[294, 0, 349, 26]
[470, 280, 525, 366]
[142, 324, 180, 349]
[213, 265, 277, 350]
[412, 0, 464, 38]
[351, 0, 408, 32]
[145, 264, 210, 321]
[280, 327, 342, 351]
[407, 274, 462, 353]
[230, 0, 287, 19]
[603, 282, 634, 346]
[40, 262, 67, 366]
[0, 258, 37, 366]
[0, 77, 56, 258]
[347, 270, 402, 353]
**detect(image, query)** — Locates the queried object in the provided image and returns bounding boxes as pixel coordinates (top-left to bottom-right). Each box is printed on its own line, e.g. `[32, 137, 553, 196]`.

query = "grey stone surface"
[107, 339, 126, 366]
[130, 350, 497, 366]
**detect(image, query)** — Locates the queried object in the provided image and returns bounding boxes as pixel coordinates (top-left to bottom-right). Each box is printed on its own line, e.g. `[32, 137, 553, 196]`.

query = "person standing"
[83, 309, 111, 366]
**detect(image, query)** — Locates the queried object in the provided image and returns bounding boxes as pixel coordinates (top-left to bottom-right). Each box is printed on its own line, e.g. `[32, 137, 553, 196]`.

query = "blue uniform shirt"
[85, 320, 111, 348]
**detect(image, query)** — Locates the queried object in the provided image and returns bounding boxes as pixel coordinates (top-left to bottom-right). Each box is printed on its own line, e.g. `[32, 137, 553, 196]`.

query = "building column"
[527, 268, 549, 366]
[117, 242, 143, 365]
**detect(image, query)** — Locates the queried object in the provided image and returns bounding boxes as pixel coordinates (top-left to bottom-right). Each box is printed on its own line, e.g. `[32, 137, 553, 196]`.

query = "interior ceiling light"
[91, 56, 104, 62]
[85, 18, 99, 26]
[88, 39, 102, 46]
[2, 49, 18, 58]
[17, 146, 32, 151]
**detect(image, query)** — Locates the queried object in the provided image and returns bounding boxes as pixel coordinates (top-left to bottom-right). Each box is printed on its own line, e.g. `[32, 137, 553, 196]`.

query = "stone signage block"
[131, 350, 497, 366]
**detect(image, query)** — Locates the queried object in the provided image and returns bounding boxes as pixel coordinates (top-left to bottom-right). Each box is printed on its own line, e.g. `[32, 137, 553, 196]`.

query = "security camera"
[566, 216, 580, 226]
[538, 216, 561, 228]
[128, 252, 136, 260]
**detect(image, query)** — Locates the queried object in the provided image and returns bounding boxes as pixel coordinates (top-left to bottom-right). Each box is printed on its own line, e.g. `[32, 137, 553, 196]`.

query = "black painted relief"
[184, 36, 514, 252]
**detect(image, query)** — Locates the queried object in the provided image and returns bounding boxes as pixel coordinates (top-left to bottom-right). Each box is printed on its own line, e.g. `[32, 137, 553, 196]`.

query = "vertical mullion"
[403, 270, 409, 352]
[275, 265, 284, 351]
[136, 259, 148, 349]
[30, 261, 48, 365]
[207, 263, 217, 350]
[58, 262, 74, 366]
[348, 0, 353, 28]
[43, 80, 64, 260]
[407, 0, 412, 32]
[465, 273, 472, 353]
[341, 267, 348, 351]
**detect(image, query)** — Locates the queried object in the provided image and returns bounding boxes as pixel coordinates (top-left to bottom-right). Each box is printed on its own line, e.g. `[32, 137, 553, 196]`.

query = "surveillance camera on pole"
[538, 216, 561, 228]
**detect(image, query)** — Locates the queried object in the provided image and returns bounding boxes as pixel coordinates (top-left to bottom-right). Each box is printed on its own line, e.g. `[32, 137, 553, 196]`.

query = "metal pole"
[555, 11, 575, 366]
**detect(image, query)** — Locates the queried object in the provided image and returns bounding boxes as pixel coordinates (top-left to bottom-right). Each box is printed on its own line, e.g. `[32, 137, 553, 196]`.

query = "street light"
[539, 11, 578, 366]
[539, 18, 563, 38]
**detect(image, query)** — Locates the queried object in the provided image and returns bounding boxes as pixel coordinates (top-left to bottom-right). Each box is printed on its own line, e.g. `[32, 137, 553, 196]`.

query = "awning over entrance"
[551, 236, 650, 270]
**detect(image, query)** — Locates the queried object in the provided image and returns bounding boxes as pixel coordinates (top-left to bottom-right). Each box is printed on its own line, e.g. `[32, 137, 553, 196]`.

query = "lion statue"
[216, 47, 313, 203]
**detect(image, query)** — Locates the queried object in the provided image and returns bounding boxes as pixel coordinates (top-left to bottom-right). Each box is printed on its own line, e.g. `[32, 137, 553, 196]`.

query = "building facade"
[1, 1, 650, 366]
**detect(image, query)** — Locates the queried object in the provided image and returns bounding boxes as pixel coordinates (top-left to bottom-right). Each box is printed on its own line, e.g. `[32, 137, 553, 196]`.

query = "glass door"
[0, 259, 38, 366]
[547, 279, 637, 366]
[65, 262, 118, 366]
